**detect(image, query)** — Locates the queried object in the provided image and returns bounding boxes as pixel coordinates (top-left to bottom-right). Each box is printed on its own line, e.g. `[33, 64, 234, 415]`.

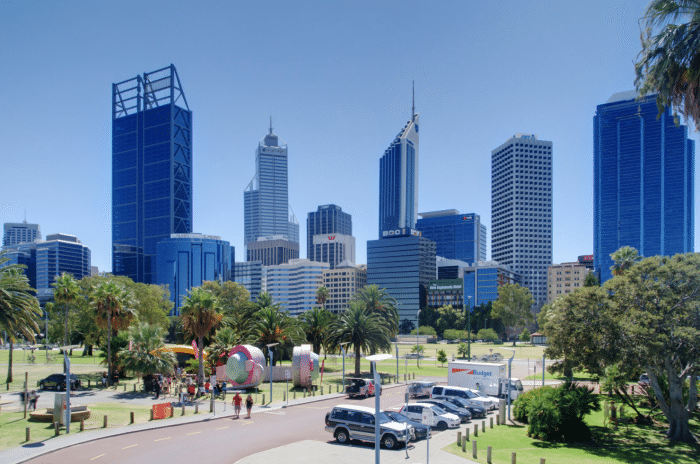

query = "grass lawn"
[443, 401, 700, 463]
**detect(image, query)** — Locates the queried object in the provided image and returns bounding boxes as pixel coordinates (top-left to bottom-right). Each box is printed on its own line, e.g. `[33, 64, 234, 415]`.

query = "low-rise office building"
[322, 263, 367, 313]
[547, 262, 591, 304]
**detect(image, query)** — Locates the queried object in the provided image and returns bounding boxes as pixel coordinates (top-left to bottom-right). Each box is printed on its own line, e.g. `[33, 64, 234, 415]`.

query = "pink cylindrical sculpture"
[292, 345, 319, 387]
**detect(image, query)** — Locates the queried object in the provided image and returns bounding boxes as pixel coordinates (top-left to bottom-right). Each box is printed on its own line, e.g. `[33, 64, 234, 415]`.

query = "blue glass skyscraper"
[244, 122, 299, 256]
[111, 65, 192, 284]
[379, 111, 419, 237]
[416, 210, 486, 264]
[594, 91, 695, 283]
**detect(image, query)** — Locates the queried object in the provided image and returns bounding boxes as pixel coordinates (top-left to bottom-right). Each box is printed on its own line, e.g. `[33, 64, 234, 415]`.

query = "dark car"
[345, 378, 381, 398]
[325, 404, 412, 449]
[384, 410, 430, 440]
[38, 373, 80, 391]
[420, 398, 472, 423]
[443, 396, 488, 419]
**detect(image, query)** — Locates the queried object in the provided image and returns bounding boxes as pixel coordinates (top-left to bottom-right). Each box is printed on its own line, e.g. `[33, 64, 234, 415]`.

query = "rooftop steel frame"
[112, 64, 189, 119]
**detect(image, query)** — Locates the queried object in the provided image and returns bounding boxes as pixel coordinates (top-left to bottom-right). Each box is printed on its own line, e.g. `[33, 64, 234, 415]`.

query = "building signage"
[328, 236, 335, 240]
[450, 368, 492, 376]
[428, 279, 463, 291]
[580, 255, 593, 261]
[462, 215, 473, 221]
[382, 228, 422, 237]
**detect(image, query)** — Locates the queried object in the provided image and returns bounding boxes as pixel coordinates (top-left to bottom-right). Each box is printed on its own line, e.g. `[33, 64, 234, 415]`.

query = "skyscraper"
[491, 133, 553, 308]
[3, 220, 41, 247]
[36, 234, 91, 302]
[244, 122, 299, 258]
[379, 106, 419, 237]
[111, 64, 192, 284]
[416, 210, 486, 264]
[307, 204, 354, 269]
[594, 91, 695, 283]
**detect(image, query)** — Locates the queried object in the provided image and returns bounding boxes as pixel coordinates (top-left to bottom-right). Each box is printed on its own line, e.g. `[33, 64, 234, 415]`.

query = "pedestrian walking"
[153, 377, 161, 400]
[245, 393, 253, 418]
[28, 390, 39, 410]
[233, 392, 242, 419]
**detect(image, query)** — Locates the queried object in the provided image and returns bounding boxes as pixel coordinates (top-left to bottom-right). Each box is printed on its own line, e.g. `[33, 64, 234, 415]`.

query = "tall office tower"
[307, 204, 354, 269]
[246, 236, 299, 265]
[36, 234, 91, 302]
[244, 122, 299, 260]
[491, 133, 553, 308]
[156, 234, 231, 315]
[594, 92, 695, 283]
[265, 259, 329, 316]
[416, 210, 486, 264]
[378, 107, 419, 237]
[234, 261, 265, 302]
[112, 65, 192, 284]
[3, 221, 41, 247]
[0, 242, 37, 289]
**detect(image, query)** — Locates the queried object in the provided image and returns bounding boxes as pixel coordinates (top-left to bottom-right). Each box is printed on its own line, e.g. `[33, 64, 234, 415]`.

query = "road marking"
[121, 444, 138, 450]
[154, 437, 171, 442]
[239, 421, 253, 425]
[186, 431, 201, 435]
[90, 454, 105, 460]
[216, 426, 229, 430]
[263, 411, 285, 415]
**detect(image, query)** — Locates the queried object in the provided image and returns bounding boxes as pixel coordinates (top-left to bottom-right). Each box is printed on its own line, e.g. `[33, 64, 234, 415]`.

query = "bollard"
[195, 403, 199, 414]
[490, 417, 493, 428]
[263, 394, 265, 404]
[54, 422, 60, 436]
[294, 391, 296, 399]
[474, 423, 478, 437]
[80, 418, 84, 431]
[337, 385, 339, 393]
[412, 373, 415, 379]
[496, 415, 500, 426]
[283, 391, 286, 401]
[487, 446, 492, 464]
[482, 420, 486, 432]
[511, 452, 516, 464]
[457, 431, 462, 444]
[321, 386, 324, 395]
[150, 409, 154, 420]
[182, 404, 185, 416]
[461, 436, 466, 452]
[472, 440, 477, 459]
[404, 373, 406, 381]
[465, 428, 470, 441]
[26, 427, 30, 442]
[104, 415, 108, 428]
[88, 380, 90, 388]
[123, 384, 126, 391]
[134, 384, 136, 392]
[303, 390, 306, 398]
[312, 389, 315, 397]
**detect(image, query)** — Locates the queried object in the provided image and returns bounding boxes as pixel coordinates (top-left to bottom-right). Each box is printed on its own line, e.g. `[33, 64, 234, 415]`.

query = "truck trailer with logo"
[447, 361, 523, 401]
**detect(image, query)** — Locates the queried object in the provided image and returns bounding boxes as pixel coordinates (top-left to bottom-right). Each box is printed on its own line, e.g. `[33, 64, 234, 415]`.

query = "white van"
[408, 381, 435, 398]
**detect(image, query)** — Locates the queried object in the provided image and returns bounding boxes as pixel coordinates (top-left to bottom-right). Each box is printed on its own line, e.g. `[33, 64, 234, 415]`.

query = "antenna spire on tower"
[269, 114, 273, 134]
[412, 80, 415, 120]
[24, 209, 27, 224]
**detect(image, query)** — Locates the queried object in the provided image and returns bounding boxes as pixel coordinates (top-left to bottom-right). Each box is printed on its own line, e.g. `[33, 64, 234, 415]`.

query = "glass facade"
[112, 65, 192, 284]
[594, 92, 695, 283]
[416, 210, 486, 264]
[307, 204, 354, 268]
[0, 243, 37, 289]
[234, 261, 264, 302]
[244, 127, 299, 255]
[367, 234, 436, 323]
[265, 259, 329, 316]
[379, 114, 419, 237]
[491, 134, 553, 307]
[155, 234, 231, 315]
[463, 262, 521, 308]
[3, 222, 41, 247]
[35, 235, 91, 301]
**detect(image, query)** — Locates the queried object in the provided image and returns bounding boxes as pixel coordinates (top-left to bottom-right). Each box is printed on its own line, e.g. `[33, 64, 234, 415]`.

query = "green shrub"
[512, 387, 543, 423]
[410, 325, 437, 336]
[443, 329, 466, 340]
[527, 387, 562, 441]
[477, 328, 498, 341]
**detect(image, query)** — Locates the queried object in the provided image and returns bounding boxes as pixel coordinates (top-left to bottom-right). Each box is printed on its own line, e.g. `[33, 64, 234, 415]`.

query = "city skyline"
[2, 1, 698, 275]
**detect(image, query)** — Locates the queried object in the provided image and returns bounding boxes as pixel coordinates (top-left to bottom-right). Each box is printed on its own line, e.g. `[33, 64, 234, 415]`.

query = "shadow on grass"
[112, 392, 151, 400]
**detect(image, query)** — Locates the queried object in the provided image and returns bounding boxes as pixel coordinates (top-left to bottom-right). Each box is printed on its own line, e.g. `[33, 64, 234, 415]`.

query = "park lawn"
[443, 402, 700, 464]
[523, 370, 599, 382]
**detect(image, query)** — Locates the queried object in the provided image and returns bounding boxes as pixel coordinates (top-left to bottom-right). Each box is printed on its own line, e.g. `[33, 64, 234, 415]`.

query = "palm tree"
[180, 287, 223, 383]
[91, 280, 134, 385]
[301, 306, 333, 356]
[610, 246, 641, 276]
[118, 322, 175, 381]
[251, 293, 305, 365]
[208, 326, 239, 367]
[0, 255, 41, 383]
[316, 286, 329, 310]
[635, 0, 700, 130]
[328, 301, 391, 376]
[52, 272, 81, 351]
[351, 284, 399, 337]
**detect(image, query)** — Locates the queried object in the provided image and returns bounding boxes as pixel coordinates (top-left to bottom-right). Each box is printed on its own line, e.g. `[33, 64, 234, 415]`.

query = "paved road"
[23, 385, 415, 464]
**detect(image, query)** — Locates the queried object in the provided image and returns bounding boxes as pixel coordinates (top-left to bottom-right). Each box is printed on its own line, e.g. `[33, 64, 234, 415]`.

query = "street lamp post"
[366, 354, 392, 464]
[266, 343, 279, 404]
[416, 309, 421, 368]
[466, 295, 472, 360]
[339, 342, 349, 393]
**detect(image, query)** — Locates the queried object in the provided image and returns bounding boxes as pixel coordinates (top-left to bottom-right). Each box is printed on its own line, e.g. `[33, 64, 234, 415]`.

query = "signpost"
[64, 353, 71, 433]
[422, 407, 433, 464]
[210, 375, 217, 416]
[284, 369, 291, 407]
[366, 354, 391, 464]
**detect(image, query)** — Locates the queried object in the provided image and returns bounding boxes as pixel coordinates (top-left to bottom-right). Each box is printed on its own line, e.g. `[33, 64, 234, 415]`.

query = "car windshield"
[464, 390, 478, 398]
[514, 380, 524, 391]
[430, 405, 447, 415]
[386, 412, 407, 422]
[377, 412, 393, 423]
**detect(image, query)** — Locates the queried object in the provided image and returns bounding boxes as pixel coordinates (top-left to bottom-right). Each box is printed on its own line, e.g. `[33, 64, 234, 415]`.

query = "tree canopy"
[491, 284, 534, 345]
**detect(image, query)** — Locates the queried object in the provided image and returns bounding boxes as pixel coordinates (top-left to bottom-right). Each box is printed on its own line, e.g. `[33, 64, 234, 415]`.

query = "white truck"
[447, 361, 524, 401]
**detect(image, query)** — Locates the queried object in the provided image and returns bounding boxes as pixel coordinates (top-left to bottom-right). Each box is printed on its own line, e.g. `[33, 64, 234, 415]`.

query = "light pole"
[416, 309, 421, 368]
[339, 342, 349, 393]
[503, 347, 515, 421]
[266, 343, 279, 404]
[466, 295, 472, 360]
[366, 354, 392, 464]
[45, 307, 49, 362]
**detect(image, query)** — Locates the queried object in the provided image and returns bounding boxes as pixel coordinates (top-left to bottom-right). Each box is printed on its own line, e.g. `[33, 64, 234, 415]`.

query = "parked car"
[431, 385, 496, 411]
[384, 411, 430, 440]
[345, 378, 381, 398]
[399, 402, 460, 430]
[419, 398, 472, 423]
[408, 381, 435, 398]
[442, 396, 488, 419]
[467, 389, 501, 410]
[325, 404, 412, 449]
[639, 373, 650, 386]
[38, 373, 81, 391]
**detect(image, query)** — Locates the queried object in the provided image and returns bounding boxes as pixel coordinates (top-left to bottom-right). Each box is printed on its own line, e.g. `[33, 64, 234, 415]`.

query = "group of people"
[152, 375, 173, 400]
[231, 392, 254, 419]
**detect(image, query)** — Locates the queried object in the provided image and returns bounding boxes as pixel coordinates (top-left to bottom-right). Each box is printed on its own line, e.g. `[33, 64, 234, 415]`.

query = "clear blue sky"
[1, 0, 696, 273]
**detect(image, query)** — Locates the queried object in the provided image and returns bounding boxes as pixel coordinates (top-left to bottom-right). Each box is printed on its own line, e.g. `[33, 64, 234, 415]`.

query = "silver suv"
[325, 404, 413, 449]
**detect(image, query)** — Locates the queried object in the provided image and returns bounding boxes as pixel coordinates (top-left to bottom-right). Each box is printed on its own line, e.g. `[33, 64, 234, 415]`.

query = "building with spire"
[244, 120, 299, 264]
[111, 64, 192, 284]
[3, 219, 41, 247]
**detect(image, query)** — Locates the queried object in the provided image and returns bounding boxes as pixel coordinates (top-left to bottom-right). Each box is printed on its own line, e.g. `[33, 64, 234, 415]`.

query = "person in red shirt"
[187, 383, 196, 402]
[232, 393, 242, 419]
[205, 381, 210, 396]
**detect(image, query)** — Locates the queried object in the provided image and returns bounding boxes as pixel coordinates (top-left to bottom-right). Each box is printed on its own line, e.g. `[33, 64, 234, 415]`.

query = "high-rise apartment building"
[547, 262, 591, 304]
[111, 65, 192, 284]
[244, 123, 299, 259]
[155, 234, 231, 315]
[36, 234, 91, 302]
[416, 210, 486, 264]
[265, 259, 329, 316]
[491, 133, 553, 308]
[3, 221, 41, 247]
[307, 204, 354, 269]
[234, 261, 265, 302]
[322, 264, 367, 313]
[379, 111, 419, 237]
[594, 92, 695, 283]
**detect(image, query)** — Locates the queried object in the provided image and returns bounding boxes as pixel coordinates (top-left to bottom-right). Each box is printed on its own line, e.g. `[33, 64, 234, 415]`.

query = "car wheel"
[437, 421, 448, 431]
[39, 382, 45, 390]
[335, 428, 349, 444]
[381, 434, 397, 449]
[59, 383, 66, 391]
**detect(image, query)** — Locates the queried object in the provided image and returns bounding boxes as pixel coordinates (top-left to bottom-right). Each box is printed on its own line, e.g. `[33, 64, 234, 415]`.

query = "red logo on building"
[328, 236, 335, 240]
